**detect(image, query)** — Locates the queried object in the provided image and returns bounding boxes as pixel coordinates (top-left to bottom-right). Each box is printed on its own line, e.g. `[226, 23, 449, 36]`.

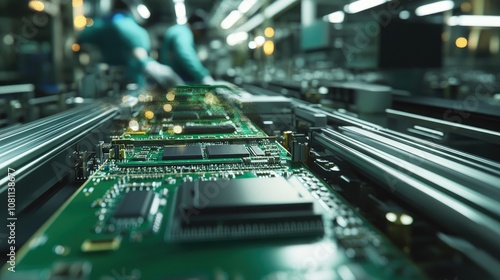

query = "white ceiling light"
[448, 15, 500, 27]
[221, 10, 243, 30]
[264, 0, 297, 18]
[173, 0, 187, 24]
[344, 0, 389, 14]
[238, 0, 258, 14]
[226, 31, 248, 46]
[399, 10, 410, 20]
[236, 0, 297, 33]
[415, 0, 454, 17]
[137, 4, 151, 19]
[324, 11, 345, 23]
[254, 35, 265, 46]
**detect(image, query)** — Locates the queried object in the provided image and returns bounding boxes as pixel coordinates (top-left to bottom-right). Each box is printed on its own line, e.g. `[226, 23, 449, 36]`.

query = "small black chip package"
[205, 144, 249, 158]
[163, 144, 204, 160]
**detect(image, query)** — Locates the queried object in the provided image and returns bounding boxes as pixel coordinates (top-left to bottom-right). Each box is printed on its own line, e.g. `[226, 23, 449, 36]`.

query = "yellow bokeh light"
[263, 40, 274, 56]
[72, 0, 83, 8]
[455, 37, 468, 49]
[173, 125, 183, 134]
[264, 27, 275, 38]
[28, 0, 45, 12]
[71, 43, 80, 52]
[166, 91, 175, 101]
[144, 110, 155, 120]
[74, 15, 87, 29]
[163, 104, 173, 112]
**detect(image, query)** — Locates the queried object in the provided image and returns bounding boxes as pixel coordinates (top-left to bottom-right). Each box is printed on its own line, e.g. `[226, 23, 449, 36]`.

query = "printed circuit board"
[3, 86, 425, 279]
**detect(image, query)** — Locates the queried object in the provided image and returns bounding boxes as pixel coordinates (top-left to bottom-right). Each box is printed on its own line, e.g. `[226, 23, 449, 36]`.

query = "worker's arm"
[134, 48, 184, 88]
[171, 32, 212, 84]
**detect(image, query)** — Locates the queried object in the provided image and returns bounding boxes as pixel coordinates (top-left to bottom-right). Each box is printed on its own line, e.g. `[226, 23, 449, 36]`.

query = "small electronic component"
[199, 112, 227, 119]
[81, 236, 122, 252]
[183, 124, 236, 134]
[132, 154, 148, 161]
[167, 177, 324, 242]
[249, 145, 265, 156]
[112, 190, 155, 220]
[149, 125, 161, 135]
[172, 112, 199, 121]
[163, 144, 204, 160]
[49, 262, 92, 279]
[205, 144, 249, 158]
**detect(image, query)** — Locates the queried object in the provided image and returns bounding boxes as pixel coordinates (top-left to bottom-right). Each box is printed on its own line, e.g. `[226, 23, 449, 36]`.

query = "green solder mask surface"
[2, 86, 426, 280]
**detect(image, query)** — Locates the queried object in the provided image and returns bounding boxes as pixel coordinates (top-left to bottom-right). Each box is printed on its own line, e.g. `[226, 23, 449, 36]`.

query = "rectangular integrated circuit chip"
[183, 124, 235, 134]
[163, 144, 203, 160]
[172, 112, 199, 121]
[249, 145, 265, 156]
[205, 144, 249, 158]
[167, 177, 324, 242]
[113, 190, 154, 220]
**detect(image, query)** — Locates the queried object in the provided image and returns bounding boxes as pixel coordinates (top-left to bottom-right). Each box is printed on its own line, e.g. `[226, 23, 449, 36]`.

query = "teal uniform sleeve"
[76, 13, 153, 85]
[169, 26, 210, 84]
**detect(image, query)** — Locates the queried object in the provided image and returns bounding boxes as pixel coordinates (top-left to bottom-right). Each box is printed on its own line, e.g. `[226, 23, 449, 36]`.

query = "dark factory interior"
[1, 0, 499, 279]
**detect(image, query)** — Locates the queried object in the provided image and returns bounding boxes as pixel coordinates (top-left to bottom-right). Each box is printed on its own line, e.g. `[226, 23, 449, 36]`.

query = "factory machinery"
[1, 84, 499, 279]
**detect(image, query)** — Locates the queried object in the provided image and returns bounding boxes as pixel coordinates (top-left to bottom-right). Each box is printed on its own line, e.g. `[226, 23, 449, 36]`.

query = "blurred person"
[160, 10, 214, 85]
[77, 0, 183, 89]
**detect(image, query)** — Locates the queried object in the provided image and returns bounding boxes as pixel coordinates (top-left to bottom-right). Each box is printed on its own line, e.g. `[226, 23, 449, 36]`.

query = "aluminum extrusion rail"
[310, 127, 500, 261]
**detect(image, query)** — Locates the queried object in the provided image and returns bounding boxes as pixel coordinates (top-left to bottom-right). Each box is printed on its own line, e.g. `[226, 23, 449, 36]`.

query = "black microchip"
[249, 145, 265, 156]
[183, 124, 235, 134]
[167, 177, 324, 242]
[172, 112, 199, 121]
[205, 144, 249, 158]
[163, 145, 203, 160]
[113, 190, 154, 219]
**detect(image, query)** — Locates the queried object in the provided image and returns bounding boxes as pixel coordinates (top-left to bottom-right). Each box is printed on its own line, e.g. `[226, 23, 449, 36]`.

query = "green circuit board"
[2, 86, 425, 279]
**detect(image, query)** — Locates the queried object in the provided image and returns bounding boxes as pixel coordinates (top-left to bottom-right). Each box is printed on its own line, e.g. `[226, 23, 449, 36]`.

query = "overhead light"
[448, 15, 500, 27]
[455, 37, 468, 49]
[248, 41, 257, 49]
[221, 10, 242, 30]
[28, 0, 45, 12]
[324, 11, 345, 23]
[236, 0, 297, 33]
[226, 31, 248, 46]
[254, 35, 265, 46]
[236, 14, 264, 33]
[344, 0, 389, 14]
[415, 0, 454, 17]
[72, 0, 83, 8]
[177, 17, 187, 24]
[264, 27, 275, 37]
[174, 0, 187, 24]
[74, 15, 87, 29]
[238, 0, 258, 14]
[264, 0, 297, 18]
[263, 40, 274, 55]
[137, 4, 151, 19]
[399, 10, 410, 20]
